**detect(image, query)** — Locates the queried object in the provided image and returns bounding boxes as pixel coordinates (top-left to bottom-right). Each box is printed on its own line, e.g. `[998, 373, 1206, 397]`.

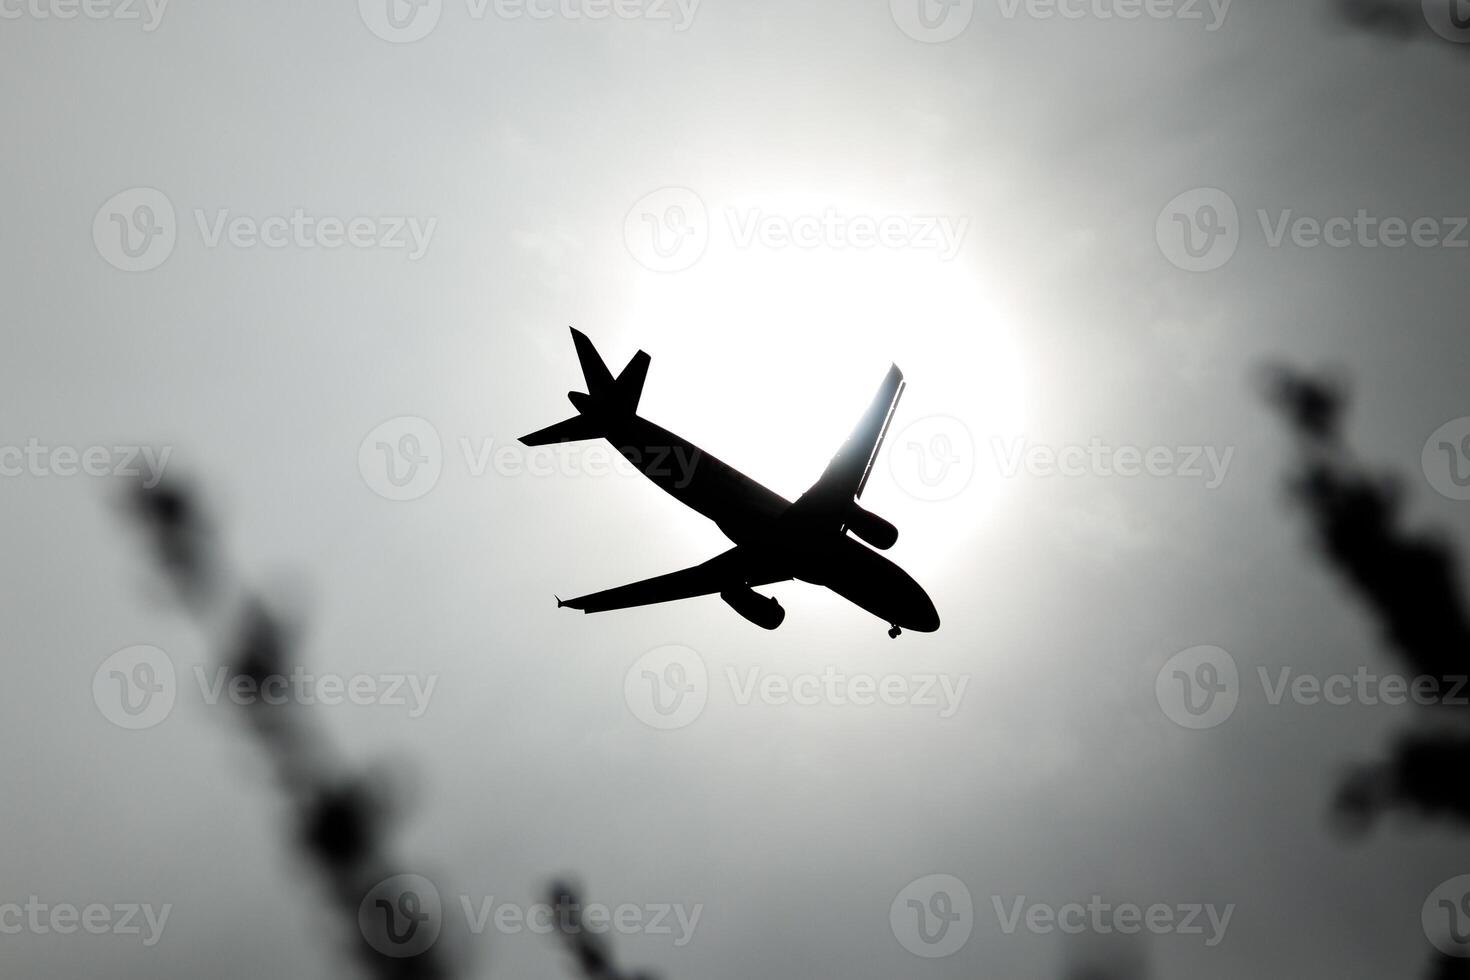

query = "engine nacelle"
[846, 505, 898, 550]
[720, 588, 786, 630]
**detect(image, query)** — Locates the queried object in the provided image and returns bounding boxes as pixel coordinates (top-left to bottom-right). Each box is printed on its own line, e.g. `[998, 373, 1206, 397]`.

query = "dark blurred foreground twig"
[1262, 366, 1470, 831]
[546, 881, 657, 980]
[125, 477, 656, 980]
[1264, 367, 1470, 979]
[127, 477, 465, 979]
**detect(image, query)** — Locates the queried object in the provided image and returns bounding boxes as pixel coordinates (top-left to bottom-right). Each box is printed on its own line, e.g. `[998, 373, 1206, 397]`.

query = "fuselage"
[602, 415, 940, 633]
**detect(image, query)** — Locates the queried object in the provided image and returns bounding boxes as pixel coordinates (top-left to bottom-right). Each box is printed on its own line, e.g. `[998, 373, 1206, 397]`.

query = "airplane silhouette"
[520, 329, 940, 637]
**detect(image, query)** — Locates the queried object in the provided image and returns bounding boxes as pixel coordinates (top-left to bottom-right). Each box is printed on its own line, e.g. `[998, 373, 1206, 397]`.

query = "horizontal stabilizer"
[519, 415, 603, 446]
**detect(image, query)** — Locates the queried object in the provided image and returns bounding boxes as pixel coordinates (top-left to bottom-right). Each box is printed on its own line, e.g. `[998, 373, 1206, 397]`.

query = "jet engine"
[846, 505, 898, 550]
[720, 588, 786, 630]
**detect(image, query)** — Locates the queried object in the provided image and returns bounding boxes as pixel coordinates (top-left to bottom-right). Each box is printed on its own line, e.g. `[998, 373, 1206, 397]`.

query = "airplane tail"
[519, 328, 650, 446]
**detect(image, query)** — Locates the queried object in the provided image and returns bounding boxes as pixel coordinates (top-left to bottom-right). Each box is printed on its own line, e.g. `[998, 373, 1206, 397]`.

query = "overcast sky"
[5, 0, 1470, 977]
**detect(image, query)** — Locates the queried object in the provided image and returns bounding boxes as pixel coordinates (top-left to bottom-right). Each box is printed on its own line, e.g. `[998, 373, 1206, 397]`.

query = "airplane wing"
[558, 546, 783, 614]
[793, 364, 905, 517]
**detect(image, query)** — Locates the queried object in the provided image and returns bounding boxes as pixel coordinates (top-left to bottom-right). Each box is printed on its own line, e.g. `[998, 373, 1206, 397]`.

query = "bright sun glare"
[621, 200, 1030, 572]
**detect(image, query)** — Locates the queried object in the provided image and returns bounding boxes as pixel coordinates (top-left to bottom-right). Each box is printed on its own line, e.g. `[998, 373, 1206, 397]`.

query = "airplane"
[519, 328, 940, 638]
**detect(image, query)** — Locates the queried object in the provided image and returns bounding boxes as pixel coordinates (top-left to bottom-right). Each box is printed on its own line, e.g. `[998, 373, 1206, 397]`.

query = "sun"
[619, 210, 1029, 571]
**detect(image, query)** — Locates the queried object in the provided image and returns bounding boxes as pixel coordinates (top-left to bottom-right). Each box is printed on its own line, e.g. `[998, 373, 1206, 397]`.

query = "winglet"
[555, 595, 565, 608]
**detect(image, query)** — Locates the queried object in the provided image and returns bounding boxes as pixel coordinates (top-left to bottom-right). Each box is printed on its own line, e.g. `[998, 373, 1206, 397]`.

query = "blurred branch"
[546, 882, 657, 980]
[1264, 367, 1470, 822]
[125, 477, 466, 979]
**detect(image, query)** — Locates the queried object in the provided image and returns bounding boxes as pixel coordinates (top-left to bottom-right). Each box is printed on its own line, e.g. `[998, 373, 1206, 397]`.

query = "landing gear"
[888, 625, 902, 639]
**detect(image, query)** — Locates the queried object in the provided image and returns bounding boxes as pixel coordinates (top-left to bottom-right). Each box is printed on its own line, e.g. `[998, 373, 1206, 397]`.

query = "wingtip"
[555, 595, 565, 608]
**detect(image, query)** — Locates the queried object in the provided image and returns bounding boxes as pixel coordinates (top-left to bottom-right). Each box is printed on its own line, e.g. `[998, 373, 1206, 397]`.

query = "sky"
[4, 0, 1470, 977]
